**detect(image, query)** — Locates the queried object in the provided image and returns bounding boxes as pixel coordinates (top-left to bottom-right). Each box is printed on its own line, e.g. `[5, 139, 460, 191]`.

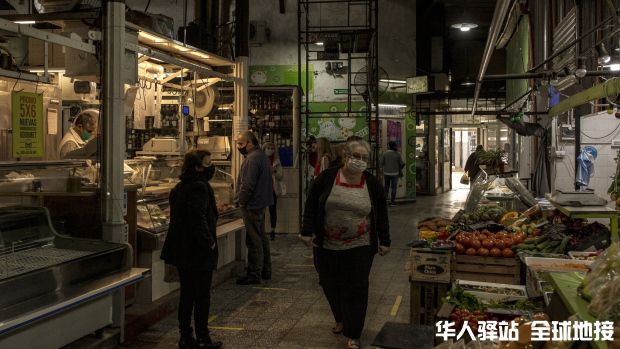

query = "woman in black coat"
[161, 149, 222, 349]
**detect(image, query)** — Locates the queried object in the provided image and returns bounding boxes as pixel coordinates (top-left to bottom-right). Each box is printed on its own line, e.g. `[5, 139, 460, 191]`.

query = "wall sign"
[12, 91, 44, 158]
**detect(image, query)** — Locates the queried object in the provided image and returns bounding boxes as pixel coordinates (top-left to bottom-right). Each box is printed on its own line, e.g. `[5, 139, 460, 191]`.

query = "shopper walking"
[464, 145, 485, 182]
[160, 150, 222, 349]
[381, 141, 405, 206]
[263, 142, 285, 241]
[300, 139, 391, 349]
[234, 131, 274, 285]
[314, 137, 333, 176]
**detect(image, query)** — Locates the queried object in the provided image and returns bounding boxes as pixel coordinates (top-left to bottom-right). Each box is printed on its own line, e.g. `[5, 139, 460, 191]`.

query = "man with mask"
[59, 109, 99, 159]
[234, 131, 274, 285]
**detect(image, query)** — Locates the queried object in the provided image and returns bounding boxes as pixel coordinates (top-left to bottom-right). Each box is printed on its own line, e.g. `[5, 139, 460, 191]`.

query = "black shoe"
[179, 336, 196, 349]
[236, 275, 261, 285]
[196, 337, 223, 349]
[261, 271, 271, 280]
[270, 231, 275, 240]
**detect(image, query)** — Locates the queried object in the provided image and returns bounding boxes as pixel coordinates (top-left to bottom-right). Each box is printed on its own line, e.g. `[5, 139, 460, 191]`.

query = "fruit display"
[455, 205, 507, 225]
[454, 230, 523, 257]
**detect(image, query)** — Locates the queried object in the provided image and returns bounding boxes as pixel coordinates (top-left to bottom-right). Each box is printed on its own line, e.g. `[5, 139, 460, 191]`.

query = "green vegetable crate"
[452, 255, 522, 285]
[410, 279, 450, 325]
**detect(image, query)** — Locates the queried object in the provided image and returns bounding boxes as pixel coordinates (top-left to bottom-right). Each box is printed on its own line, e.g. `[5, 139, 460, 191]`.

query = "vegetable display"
[581, 243, 620, 321]
[455, 205, 507, 225]
[454, 230, 522, 257]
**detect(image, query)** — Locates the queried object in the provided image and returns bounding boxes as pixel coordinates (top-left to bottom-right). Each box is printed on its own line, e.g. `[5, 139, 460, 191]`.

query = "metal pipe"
[235, 0, 249, 57]
[413, 110, 547, 115]
[575, 111, 581, 190]
[471, 0, 513, 118]
[484, 70, 620, 80]
[605, 0, 620, 26]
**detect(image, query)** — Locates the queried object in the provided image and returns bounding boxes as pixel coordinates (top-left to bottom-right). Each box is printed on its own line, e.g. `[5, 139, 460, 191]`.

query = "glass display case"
[126, 156, 239, 250]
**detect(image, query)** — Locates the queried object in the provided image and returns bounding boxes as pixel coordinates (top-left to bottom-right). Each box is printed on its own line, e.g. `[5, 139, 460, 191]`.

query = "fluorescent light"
[378, 103, 407, 108]
[315, 42, 324, 46]
[28, 68, 65, 73]
[14, 21, 35, 24]
[380, 79, 407, 84]
[605, 64, 620, 71]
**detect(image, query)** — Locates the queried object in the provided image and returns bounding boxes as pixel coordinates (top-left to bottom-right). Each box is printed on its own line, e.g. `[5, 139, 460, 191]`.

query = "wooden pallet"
[410, 279, 450, 325]
[452, 255, 521, 285]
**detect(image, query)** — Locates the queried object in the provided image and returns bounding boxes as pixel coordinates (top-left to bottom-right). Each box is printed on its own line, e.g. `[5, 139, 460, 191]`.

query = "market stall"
[0, 6, 246, 346]
[408, 182, 620, 349]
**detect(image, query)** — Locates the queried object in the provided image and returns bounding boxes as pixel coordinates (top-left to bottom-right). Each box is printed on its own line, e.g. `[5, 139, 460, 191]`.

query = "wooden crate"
[452, 255, 522, 285]
[409, 248, 451, 283]
[410, 279, 450, 325]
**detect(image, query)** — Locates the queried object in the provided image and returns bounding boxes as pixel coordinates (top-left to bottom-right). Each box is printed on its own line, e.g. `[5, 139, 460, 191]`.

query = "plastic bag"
[460, 173, 470, 185]
[582, 243, 620, 319]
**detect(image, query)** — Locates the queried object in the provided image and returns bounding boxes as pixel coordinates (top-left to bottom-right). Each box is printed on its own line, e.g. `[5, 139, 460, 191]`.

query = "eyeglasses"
[350, 153, 370, 162]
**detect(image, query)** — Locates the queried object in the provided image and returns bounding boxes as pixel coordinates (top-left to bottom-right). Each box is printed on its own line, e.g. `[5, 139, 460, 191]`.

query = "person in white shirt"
[58, 109, 99, 159]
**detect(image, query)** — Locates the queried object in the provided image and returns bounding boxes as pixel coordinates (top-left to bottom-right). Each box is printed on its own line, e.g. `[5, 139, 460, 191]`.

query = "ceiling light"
[380, 79, 407, 84]
[28, 68, 65, 73]
[378, 103, 407, 108]
[14, 21, 36, 24]
[574, 58, 587, 78]
[461, 77, 475, 86]
[597, 43, 611, 64]
[315, 42, 324, 46]
[451, 23, 478, 32]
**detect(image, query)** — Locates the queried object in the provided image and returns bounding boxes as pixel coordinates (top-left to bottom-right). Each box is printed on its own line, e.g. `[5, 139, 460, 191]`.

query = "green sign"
[302, 102, 369, 141]
[404, 111, 416, 199]
[12, 91, 44, 158]
[249, 64, 314, 94]
[334, 89, 349, 95]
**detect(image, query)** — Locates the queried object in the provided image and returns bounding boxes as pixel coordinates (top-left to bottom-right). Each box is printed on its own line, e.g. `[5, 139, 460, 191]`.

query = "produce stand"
[412, 202, 620, 349]
[548, 272, 607, 349]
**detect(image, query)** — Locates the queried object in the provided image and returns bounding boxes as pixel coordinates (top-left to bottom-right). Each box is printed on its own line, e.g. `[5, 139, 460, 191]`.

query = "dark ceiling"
[417, 0, 506, 96]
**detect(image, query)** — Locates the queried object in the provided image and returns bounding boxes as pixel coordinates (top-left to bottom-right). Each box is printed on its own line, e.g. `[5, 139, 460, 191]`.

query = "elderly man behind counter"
[58, 109, 99, 159]
[234, 131, 274, 285]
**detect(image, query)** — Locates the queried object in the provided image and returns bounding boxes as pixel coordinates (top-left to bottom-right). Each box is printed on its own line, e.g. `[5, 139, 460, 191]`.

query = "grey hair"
[344, 139, 370, 155]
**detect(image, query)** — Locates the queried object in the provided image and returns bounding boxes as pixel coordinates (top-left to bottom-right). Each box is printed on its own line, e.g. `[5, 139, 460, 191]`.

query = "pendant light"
[451, 0, 478, 32]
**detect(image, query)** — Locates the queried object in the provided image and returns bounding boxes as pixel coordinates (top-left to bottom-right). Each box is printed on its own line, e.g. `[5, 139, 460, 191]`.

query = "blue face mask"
[80, 130, 91, 141]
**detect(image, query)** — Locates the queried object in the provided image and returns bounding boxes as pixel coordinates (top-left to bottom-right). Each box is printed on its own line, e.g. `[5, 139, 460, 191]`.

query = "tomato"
[471, 239, 482, 249]
[461, 236, 471, 247]
[456, 243, 466, 254]
[495, 239, 506, 249]
[482, 238, 494, 248]
[466, 248, 477, 256]
[478, 247, 489, 256]
[502, 248, 515, 258]
[503, 237, 514, 248]
[489, 247, 502, 257]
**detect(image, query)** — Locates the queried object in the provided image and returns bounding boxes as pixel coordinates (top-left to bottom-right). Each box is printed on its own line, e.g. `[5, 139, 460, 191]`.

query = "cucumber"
[554, 236, 571, 254]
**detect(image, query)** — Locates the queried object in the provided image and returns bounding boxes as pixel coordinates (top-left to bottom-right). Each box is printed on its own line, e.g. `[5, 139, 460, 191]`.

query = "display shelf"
[549, 201, 618, 242]
[548, 272, 607, 349]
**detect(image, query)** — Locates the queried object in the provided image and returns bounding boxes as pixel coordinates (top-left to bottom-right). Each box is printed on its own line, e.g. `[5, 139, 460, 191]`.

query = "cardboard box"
[409, 248, 451, 283]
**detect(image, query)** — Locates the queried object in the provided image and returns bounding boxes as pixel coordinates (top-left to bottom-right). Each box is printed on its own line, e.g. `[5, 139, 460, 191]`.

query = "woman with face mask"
[300, 140, 391, 349]
[262, 142, 284, 241]
[161, 150, 222, 349]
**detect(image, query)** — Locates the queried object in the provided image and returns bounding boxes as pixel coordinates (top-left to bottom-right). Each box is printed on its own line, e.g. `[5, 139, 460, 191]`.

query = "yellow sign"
[12, 91, 44, 158]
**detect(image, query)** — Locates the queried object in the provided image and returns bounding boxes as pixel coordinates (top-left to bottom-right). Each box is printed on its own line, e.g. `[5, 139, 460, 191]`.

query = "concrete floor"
[125, 189, 468, 349]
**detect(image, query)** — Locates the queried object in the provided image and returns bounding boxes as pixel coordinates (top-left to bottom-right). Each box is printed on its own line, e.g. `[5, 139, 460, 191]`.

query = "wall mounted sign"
[12, 91, 44, 158]
[406, 76, 429, 94]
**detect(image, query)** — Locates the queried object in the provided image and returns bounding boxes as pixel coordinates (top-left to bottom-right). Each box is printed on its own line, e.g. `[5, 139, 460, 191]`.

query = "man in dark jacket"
[464, 145, 485, 182]
[234, 131, 274, 285]
[161, 150, 222, 349]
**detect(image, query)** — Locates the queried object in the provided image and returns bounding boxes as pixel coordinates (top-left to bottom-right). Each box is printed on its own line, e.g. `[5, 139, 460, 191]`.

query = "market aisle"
[125, 190, 467, 349]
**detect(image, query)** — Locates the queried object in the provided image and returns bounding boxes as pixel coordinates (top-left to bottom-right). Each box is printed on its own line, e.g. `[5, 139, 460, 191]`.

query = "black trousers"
[268, 191, 277, 230]
[316, 245, 375, 339]
[241, 207, 271, 278]
[177, 267, 214, 339]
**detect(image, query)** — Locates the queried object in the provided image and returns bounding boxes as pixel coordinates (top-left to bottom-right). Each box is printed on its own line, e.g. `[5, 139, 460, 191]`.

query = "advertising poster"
[12, 91, 44, 158]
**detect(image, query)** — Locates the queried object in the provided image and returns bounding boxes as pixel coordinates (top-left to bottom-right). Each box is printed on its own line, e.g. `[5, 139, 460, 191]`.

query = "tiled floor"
[125, 190, 468, 349]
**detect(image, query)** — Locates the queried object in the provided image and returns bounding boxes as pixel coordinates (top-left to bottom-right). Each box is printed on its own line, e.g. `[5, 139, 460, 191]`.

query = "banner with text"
[12, 91, 44, 158]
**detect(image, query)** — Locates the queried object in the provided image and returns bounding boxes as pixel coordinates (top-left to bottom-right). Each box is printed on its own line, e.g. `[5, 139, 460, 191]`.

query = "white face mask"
[347, 158, 367, 173]
[265, 149, 275, 156]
